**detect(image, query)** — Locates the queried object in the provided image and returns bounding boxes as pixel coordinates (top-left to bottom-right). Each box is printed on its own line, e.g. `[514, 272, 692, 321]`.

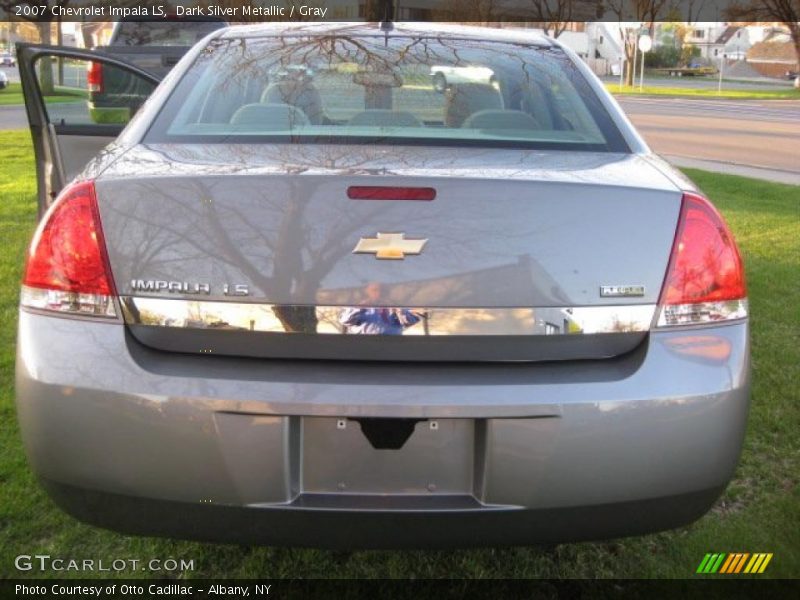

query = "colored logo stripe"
[697, 553, 773, 574]
[697, 553, 726, 573]
[744, 553, 773, 574]
[720, 553, 749, 573]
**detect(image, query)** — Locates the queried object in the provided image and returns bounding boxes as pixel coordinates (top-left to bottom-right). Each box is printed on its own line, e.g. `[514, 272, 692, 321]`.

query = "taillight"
[656, 191, 747, 327]
[21, 181, 117, 318]
[87, 61, 103, 93]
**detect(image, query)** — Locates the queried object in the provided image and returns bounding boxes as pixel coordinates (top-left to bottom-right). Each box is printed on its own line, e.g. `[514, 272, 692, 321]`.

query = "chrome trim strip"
[120, 297, 657, 336]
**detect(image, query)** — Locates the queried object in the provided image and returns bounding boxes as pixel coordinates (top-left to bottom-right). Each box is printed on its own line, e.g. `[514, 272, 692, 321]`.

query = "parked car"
[430, 65, 497, 92]
[1, 53, 16, 66]
[15, 23, 749, 548]
[269, 64, 315, 82]
[785, 69, 799, 81]
[0, 70, 7, 90]
[87, 17, 226, 123]
[98, 16, 227, 77]
[658, 61, 717, 77]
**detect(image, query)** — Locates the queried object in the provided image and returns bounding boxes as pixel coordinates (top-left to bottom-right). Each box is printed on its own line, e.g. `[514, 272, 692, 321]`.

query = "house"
[682, 23, 753, 62]
[74, 22, 115, 48]
[679, 23, 795, 66]
[553, 22, 623, 76]
[586, 22, 625, 64]
[714, 26, 747, 60]
[683, 23, 727, 61]
[747, 32, 799, 78]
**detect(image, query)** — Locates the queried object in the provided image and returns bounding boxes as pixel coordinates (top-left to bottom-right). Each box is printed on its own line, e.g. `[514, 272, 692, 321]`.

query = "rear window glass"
[145, 33, 628, 152]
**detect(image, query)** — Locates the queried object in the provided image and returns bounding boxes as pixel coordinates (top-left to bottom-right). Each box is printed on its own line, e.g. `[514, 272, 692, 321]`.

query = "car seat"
[444, 83, 504, 128]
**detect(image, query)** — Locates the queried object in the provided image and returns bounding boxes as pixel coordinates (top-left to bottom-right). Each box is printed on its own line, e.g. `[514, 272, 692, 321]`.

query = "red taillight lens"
[87, 61, 103, 93]
[347, 186, 436, 201]
[21, 181, 117, 317]
[657, 192, 747, 327]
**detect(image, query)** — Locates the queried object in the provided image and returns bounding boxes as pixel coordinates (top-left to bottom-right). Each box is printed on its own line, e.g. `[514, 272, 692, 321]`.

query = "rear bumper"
[16, 311, 750, 547]
[42, 479, 725, 549]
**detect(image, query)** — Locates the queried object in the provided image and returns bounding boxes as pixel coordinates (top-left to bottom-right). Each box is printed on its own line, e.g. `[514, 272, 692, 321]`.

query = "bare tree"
[435, 0, 503, 23]
[729, 0, 800, 72]
[529, 0, 578, 38]
[364, 0, 395, 21]
[685, 0, 708, 24]
[607, 0, 671, 85]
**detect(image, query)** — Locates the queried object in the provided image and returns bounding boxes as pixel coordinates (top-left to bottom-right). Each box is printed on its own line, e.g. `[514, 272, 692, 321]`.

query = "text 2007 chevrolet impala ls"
[15, 22, 749, 548]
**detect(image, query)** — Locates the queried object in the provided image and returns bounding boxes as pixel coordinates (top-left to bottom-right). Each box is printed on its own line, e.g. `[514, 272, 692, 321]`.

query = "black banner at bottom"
[3, 579, 798, 600]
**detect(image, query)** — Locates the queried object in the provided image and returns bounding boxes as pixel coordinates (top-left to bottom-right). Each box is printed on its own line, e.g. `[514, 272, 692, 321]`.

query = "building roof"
[747, 40, 797, 62]
[715, 26, 740, 45]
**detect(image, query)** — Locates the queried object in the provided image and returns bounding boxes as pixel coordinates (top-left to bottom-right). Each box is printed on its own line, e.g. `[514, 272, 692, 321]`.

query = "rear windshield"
[145, 33, 629, 152]
[111, 20, 224, 47]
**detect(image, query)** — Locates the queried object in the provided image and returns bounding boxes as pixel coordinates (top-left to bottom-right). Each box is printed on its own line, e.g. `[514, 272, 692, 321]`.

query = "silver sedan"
[15, 23, 749, 548]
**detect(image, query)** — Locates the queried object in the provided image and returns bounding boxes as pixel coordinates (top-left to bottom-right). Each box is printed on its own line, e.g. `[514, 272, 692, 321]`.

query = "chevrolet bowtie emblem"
[353, 232, 428, 260]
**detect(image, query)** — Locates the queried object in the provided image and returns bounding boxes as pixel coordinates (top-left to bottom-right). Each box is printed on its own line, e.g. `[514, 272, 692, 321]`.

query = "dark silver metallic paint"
[16, 312, 749, 517]
[15, 23, 751, 545]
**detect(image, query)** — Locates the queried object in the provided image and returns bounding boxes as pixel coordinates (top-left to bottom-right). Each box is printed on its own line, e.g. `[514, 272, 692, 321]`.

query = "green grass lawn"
[0, 82, 87, 106]
[0, 129, 798, 579]
[606, 83, 800, 100]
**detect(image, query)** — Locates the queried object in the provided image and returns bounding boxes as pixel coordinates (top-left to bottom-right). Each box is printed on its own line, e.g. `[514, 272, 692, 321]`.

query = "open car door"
[16, 44, 161, 217]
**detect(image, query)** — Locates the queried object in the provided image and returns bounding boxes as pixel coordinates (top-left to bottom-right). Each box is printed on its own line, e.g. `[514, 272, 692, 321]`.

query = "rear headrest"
[348, 110, 423, 128]
[261, 81, 324, 124]
[462, 109, 540, 130]
[444, 83, 504, 128]
[229, 103, 310, 130]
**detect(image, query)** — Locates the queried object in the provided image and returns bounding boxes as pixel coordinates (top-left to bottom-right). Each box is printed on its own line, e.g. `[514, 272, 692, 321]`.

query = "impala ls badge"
[130, 280, 249, 296]
[353, 232, 428, 260]
[600, 285, 646, 298]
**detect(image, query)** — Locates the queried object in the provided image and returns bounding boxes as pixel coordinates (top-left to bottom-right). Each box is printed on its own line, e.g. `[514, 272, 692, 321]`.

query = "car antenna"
[379, 0, 395, 44]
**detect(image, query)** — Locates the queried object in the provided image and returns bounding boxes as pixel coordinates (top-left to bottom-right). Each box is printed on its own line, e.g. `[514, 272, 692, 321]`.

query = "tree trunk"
[625, 41, 636, 86]
[618, 28, 636, 87]
[364, 0, 392, 21]
[791, 24, 800, 72]
[272, 305, 319, 334]
[37, 22, 54, 96]
[56, 18, 64, 86]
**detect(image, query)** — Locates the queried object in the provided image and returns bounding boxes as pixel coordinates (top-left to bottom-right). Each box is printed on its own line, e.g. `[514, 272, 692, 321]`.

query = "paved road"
[0, 105, 26, 130]
[2, 64, 84, 86]
[600, 75, 794, 91]
[617, 97, 800, 176]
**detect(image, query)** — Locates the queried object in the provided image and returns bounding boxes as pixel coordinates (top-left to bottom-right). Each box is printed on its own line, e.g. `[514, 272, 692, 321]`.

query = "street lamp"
[638, 33, 652, 91]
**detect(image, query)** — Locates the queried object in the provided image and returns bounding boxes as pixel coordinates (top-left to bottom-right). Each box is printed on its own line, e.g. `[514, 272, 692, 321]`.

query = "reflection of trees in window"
[186, 32, 584, 135]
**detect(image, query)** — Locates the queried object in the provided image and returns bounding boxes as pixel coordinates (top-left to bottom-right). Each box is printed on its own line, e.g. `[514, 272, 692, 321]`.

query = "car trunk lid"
[96, 144, 681, 361]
